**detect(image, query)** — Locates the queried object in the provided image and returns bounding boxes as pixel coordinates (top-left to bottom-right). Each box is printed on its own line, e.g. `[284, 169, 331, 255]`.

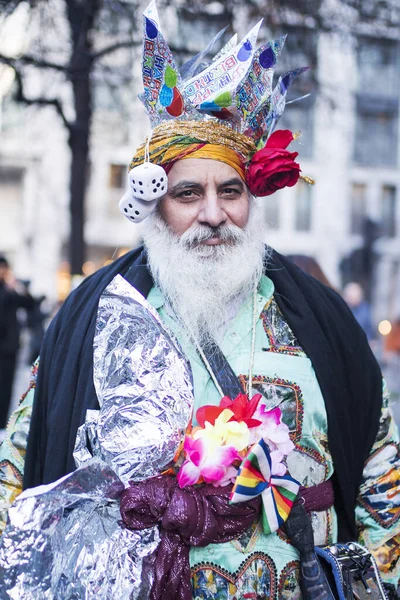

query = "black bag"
[315, 543, 390, 600]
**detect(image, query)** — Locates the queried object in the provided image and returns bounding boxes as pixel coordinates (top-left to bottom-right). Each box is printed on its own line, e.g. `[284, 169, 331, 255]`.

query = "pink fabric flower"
[251, 405, 294, 455]
[177, 436, 241, 488]
[270, 450, 286, 476]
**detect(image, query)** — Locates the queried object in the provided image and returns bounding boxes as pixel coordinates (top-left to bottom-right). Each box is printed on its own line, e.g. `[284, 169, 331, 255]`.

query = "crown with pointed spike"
[140, 0, 308, 150]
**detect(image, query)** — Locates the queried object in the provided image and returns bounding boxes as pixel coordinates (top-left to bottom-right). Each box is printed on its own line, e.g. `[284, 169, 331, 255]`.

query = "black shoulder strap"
[199, 334, 245, 399]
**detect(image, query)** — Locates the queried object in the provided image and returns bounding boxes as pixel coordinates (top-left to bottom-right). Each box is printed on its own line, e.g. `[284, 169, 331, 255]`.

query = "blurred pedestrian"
[343, 281, 374, 340]
[0, 255, 34, 430]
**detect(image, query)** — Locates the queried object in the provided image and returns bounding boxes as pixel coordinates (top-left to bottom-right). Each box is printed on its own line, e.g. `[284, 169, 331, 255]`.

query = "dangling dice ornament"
[119, 162, 167, 223]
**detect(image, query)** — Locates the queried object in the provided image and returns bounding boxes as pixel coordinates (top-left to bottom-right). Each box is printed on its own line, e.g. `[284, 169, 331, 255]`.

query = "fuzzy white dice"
[128, 163, 167, 202]
[119, 192, 158, 224]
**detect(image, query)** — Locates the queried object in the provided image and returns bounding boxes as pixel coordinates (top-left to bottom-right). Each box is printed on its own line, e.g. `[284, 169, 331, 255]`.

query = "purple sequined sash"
[120, 475, 261, 600]
[120, 476, 334, 600]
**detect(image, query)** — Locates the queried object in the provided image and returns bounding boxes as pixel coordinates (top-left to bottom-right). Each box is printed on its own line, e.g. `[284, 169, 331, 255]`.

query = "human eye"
[175, 188, 200, 203]
[221, 186, 241, 198]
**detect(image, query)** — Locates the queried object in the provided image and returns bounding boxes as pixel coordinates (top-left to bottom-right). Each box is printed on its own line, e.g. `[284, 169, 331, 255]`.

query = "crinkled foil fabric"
[0, 275, 194, 599]
[75, 274, 194, 485]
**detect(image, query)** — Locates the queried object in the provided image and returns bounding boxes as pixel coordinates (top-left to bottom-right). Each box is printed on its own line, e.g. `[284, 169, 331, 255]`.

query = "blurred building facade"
[0, 0, 399, 328]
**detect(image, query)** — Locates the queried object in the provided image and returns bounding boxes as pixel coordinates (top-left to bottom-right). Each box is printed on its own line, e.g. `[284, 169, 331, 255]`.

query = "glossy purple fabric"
[300, 479, 334, 513]
[120, 475, 261, 600]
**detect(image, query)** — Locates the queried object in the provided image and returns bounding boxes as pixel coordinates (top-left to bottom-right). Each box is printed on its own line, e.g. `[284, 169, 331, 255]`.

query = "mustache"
[179, 224, 246, 249]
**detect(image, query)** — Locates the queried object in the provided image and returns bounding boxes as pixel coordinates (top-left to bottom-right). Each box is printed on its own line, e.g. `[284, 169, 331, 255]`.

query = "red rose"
[246, 129, 301, 197]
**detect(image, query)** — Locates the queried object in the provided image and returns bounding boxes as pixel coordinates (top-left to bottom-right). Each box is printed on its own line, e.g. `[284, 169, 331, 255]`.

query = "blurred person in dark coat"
[343, 281, 374, 341]
[0, 255, 34, 429]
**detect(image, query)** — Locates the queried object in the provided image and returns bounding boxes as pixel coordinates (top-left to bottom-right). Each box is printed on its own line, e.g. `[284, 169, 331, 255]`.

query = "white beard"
[142, 202, 268, 346]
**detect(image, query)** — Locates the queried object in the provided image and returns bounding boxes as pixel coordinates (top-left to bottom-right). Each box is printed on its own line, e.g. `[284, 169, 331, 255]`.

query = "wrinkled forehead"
[167, 157, 245, 187]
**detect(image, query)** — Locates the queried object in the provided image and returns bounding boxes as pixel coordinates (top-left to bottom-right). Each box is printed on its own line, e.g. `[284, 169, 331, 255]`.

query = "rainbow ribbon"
[230, 438, 300, 534]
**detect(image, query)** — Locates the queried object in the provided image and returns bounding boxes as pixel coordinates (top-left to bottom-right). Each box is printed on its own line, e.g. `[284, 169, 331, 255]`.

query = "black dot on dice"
[132, 179, 135, 184]
[124, 208, 127, 213]
[129, 203, 132, 208]
[156, 183, 160, 188]
[139, 181, 143, 185]
[140, 190, 143, 194]
[130, 216, 135, 220]
[133, 188, 136, 193]
[152, 179, 156, 184]
[153, 188, 157, 193]
[161, 186, 165, 191]
[161, 177, 164, 182]
[135, 210, 139, 215]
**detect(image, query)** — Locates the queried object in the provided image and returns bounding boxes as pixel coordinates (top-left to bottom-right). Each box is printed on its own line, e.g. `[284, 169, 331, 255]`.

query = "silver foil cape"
[0, 275, 194, 599]
[75, 274, 194, 484]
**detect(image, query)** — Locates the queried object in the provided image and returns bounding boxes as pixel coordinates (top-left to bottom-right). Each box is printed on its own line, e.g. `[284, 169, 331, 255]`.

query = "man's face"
[158, 158, 250, 243]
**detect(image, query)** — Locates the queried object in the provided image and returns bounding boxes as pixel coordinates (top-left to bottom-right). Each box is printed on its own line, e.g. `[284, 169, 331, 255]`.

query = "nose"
[198, 193, 227, 228]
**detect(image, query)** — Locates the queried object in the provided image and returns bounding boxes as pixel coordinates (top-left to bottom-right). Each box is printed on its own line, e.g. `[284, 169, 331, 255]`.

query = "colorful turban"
[129, 120, 256, 181]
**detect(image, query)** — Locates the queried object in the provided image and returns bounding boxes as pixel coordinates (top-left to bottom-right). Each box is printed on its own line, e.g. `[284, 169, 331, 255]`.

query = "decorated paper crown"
[140, 0, 308, 145]
[119, 1, 311, 224]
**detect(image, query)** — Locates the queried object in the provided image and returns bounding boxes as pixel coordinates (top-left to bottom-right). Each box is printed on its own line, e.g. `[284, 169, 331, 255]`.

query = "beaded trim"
[357, 441, 400, 528]
[191, 551, 278, 595]
[240, 374, 304, 441]
[261, 299, 305, 357]
[357, 444, 400, 529]
[278, 559, 301, 597]
[293, 441, 328, 479]
[0, 460, 23, 482]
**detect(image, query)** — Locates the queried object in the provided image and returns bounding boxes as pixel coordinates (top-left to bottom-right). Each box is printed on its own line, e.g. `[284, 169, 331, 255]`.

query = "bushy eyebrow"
[168, 178, 244, 196]
[218, 178, 244, 191]
[168, 180, 203, 196]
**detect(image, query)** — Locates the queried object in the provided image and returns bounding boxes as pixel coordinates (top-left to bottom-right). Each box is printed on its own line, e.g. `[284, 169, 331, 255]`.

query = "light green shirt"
[148, 275, 338, 598]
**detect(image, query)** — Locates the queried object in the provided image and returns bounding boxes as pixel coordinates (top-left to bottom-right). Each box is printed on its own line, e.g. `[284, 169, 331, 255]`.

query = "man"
[343, 281, 374, 341]
[0, 5, 399, 599]
[0, 255, 33, 431]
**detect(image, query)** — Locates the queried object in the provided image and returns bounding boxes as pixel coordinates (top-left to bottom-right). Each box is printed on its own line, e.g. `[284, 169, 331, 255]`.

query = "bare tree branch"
[5, 64, 73, 131]
[0, 52, 67, 72]
[91, 39, 138, 61]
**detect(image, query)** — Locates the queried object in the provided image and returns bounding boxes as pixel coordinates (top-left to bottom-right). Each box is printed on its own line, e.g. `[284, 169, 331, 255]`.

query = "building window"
[350, 183, 367, 234]
[108, 164, 127, 218]
[264, 195, 280, 229]
[354, 38, 399, 167]
[381, 185, 397, 238]
[295, 179, 312, 231]
[354, 101, 398, 166]
[357, 38, 399, 98]
[109, 164, 126, 189]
